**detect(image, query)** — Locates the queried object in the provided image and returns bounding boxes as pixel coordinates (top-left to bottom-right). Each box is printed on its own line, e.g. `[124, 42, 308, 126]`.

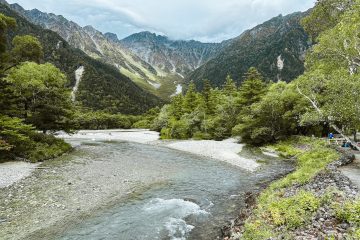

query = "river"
[0, 130, 293, 240]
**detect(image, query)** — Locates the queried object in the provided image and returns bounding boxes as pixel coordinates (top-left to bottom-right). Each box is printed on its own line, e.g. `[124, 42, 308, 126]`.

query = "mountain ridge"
[0, 2, 162, 114]
[187, 12, 311, 89]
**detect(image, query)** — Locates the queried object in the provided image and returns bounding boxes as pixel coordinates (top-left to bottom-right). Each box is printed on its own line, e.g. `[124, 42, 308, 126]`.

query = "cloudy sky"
[7, 0, 315, 42]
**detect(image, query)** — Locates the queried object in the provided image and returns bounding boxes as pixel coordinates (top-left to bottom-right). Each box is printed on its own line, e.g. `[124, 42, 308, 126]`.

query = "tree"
[233, 82, 300, 145]
[11, 35, 43, 65]
[297, 1, 360, 150]
[0, 114, 36, 160]
[296, 66, 360, 149]
[223, 75, 237, 96]
[5, 62, 74, 133]
[183, 82, 198, 113]
[0, 14, 16, 72]
[170, 94, 184, 120]
[202, 79, 215, 115]
[238, 67, 267, 107]
[301, 0, 353, 40]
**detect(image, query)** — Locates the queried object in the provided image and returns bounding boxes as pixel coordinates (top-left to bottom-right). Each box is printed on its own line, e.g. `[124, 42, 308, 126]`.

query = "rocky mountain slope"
[0, 2, 162, 114]
[187, 12, 311, 89]
[120, 31, 226, 77]
[5, 0, 312, 96]
[8, 2, 177, 97]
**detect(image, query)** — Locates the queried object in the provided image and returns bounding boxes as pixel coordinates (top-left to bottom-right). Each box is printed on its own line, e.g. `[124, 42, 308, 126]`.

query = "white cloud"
[6, 0, 315, 42]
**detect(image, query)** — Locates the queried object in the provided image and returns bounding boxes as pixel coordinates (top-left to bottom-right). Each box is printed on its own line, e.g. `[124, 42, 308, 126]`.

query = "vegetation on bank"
[241, 137, 339, 239]
[0, 13, 74, 162]
[142, 0, 360, 149]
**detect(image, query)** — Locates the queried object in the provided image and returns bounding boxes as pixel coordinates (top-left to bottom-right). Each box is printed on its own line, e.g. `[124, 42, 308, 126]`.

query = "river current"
[54, 132, 292, 240]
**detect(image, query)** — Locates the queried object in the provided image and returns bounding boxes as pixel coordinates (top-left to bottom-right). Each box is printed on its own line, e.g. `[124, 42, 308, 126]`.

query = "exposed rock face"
[0, 2, 162, 114]
[187, 12, 312, 89]
[120, 31, 227, 77]
[9, 4, 161, 88]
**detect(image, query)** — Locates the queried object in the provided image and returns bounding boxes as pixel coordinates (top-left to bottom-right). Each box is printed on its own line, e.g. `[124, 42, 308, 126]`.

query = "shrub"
[170, 120, 191, 139]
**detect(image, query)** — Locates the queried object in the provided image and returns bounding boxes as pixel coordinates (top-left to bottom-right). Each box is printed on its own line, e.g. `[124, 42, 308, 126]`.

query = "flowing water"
[53, 135, 292, 240]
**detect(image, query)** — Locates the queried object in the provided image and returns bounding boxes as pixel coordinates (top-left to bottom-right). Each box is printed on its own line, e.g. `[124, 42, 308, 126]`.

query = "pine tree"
[170, 94, 184, 120]
[223, 75, 237, 96]
[183, 82, 198, 113]
[202, 79, 214, 115]
[238, 67, 267, 107]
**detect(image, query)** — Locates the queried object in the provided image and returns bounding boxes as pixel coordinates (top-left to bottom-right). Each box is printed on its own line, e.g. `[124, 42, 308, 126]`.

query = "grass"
[242, 136, 340, 239]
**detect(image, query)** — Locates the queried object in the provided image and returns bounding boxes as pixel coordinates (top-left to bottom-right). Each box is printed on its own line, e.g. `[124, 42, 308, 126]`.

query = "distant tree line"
[146, 0, 360, 146]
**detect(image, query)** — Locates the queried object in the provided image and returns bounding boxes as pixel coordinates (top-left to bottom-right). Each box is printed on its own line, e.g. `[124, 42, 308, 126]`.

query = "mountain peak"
[122, 31, 169, 43]
[104, 32, 119, 42]
[83, 25, 101, 34]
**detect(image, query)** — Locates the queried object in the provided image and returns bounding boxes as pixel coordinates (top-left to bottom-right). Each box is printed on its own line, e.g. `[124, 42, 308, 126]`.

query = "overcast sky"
[7, 0, 315, 42]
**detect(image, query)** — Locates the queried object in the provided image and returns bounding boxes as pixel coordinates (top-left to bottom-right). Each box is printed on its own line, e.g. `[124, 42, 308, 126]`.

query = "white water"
[49, 130, 294, 240]
[71, 66, 85, 102]
[144, 198, 208, 240]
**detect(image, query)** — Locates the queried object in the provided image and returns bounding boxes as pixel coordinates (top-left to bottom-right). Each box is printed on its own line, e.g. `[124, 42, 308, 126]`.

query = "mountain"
[120, 31, 226, 77]
[8, 3, 178, 98]
[187, 12, 311, 89]
[0, 2, 162, 114]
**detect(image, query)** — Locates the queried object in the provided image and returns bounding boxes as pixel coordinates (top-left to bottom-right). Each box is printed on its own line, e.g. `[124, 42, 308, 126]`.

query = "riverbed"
[0, 130, 293, 240]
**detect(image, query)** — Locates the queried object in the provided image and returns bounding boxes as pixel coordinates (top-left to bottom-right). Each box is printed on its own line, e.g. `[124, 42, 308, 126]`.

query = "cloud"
[6, 0, 315, 42]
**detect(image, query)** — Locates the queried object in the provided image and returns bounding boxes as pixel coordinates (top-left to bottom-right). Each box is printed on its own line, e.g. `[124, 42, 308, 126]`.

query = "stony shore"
[224, 148, 359, 240]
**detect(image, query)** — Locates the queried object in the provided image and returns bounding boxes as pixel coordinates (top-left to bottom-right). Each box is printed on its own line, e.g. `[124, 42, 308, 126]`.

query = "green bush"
[335, 200, 360, 226]
[160, 128, 171, 139]
[267, 191, 320, 229]
[170, 120, 191, 139]
[132, 119, 151, 129]
[242, 221, 274, 240]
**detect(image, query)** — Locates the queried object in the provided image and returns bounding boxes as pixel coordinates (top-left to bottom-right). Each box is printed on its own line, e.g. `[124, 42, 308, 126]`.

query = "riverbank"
[0, 130, 292, 240]
[57, 129, 259, 171]
[0, 161, 40, 188]
[224, 137, 360, 239]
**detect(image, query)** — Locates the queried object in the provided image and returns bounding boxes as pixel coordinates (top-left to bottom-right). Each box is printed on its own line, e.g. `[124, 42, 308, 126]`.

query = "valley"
[1, 0, 360, 239]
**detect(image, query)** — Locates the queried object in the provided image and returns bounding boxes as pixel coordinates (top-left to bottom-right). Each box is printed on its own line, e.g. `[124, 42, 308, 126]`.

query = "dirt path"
[340, 152, 360, 189]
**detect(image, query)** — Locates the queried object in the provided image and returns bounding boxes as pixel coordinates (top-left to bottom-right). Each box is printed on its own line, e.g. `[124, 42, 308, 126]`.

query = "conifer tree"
[238, 67, 267, 107]
[183, 82, 198, 113]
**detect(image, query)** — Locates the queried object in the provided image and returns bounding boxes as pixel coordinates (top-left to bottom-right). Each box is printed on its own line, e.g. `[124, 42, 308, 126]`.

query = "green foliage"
[0, 13, 15, 55]
[5, 62, 74, 132]
[0, 115, 70, 162]
[11, 35, 43, 64]
[297, 0, 360, 135]
[243, 138, 339, 238]
[183, 82, 198, 114]
[242, 221, 274, 240]
[0, 3, 161, 114]
[267, 191, 320, 229]
[301, 0, 352, 40]
[335, 200, 360, 226]
[170, 119, 191, 139]
[0, 114, 34, 158]
[238, 67, 267, 106]
[188, 12, 310, 89]
[27, 132, 71, 163]
[0, 12, 72, 162]
[73, 110, 137, 130]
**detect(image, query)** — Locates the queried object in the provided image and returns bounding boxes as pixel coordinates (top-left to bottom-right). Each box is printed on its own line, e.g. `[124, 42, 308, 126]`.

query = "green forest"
[0, 14, 142, 163]
[144, 0, 360, 149]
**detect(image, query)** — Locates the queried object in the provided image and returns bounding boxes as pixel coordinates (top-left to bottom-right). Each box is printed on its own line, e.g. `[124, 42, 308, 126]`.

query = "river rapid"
[0, 130, 293, 240]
